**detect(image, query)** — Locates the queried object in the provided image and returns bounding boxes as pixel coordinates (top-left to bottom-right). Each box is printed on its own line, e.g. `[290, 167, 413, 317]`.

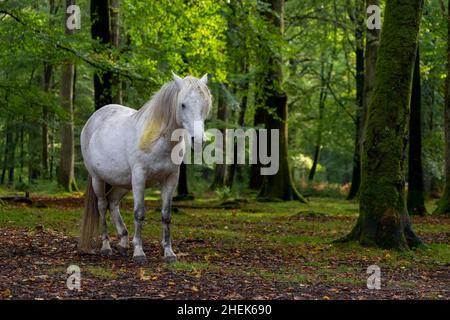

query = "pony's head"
[172, 72, 212, 148]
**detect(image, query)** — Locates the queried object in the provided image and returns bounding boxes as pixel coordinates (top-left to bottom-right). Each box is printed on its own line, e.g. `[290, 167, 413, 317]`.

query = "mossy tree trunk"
[258, 0, 306, 202]
[352, 0, 380, 199]
[435, 0, 450, 215]
[407, 48, 427, 215]
[342, 0, 424, 249]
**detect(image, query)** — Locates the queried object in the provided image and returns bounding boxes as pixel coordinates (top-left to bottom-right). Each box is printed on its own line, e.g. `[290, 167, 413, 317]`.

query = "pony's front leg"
[131, 170, 147, 264]
[161, 174, 178, 263]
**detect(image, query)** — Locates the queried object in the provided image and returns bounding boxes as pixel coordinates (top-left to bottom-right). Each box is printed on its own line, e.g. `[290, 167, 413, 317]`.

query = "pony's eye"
[181, 103, 186, 109]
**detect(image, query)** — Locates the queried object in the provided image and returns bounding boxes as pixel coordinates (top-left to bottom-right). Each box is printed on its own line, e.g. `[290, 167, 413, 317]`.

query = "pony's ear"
[200, 73, 208, 84]
[172, 71, 183, 89]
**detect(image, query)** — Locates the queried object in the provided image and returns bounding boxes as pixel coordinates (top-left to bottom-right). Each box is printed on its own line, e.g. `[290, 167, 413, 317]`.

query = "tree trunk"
[259, 94, 306, 202]
[1, 119, 16, 186]
[308, 56, 332, 182]
[341, 0, 424, 249]
[225, 87, 248, 189]
[1, 132, 6, 185]
[8, 123, 18, 186]
[347, 0, 365, 200]
[177, 162, 189, 196]
[258, 0, 306, 202]
[110, 0, 122, 104]
[49, 116, 55, 179]
[435, 0, 450, 215]
[249, 106, 266, 190]
[352, 0, 381, 198]
[58, 0, 78, 192]
[210, 87, 227, 190]
[19, 116, 25, 183]
[28, 111, 41, 182]
[308, 88, 325, 182]
[91, 0, 113, 110]
[407, 48, 426, 216]
[41, 0, 56, 179]
[41, 63, 53, 178]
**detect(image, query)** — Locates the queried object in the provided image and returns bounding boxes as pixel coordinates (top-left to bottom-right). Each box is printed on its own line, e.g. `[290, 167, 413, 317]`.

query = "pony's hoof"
[117, 245, 128, 257]
[133, 255, 147, 264]
[100, 248, 112, 256]
[164, 255, 177, 264]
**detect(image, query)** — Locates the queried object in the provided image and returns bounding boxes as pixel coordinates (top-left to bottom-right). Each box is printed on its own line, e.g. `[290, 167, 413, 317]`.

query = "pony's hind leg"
[107, 187, 130, 256]
[91, 177, 111, 256]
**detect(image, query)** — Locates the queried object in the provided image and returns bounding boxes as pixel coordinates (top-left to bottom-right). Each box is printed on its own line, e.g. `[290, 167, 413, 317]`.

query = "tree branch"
[0, 9, 151, 84]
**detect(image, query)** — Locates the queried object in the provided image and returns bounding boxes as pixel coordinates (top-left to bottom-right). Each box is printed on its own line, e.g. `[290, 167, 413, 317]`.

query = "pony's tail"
[78, 175, 100, 253]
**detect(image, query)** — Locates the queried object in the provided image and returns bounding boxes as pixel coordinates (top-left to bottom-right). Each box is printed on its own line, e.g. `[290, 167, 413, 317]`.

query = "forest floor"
[0, 193, 449, 300]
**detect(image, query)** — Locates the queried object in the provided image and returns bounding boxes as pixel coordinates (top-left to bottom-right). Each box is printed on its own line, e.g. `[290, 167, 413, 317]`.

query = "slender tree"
[347, 0, 365, 199]
[210, 86, 227, 190]
[258, 0, 306, 202]
[110, 0, 122, 105]
[41, 62, 52, 179]
[1, 116, 16, 186]
[176, 162, 189, 196]
[225, 75, 249, 189]
[58, 0, 78, 192]
[341, 0, 424, 249]
[435, 0, 450, 215]
[91, 0, 113, 110]
[308, 3, 338, 183]
[308, 59, 328, 182]
[41, 0, 57, 178]
[360, 0, 380, 182]
[407, 48, 427, 215]
[249, 106, 266, 190]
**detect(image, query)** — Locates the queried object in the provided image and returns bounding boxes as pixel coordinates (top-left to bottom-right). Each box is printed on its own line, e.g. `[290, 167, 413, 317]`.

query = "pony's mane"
[134, 76, 212, 150]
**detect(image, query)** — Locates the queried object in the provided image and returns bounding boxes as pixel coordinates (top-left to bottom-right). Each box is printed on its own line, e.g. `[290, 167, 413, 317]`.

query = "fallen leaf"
[191, 286, 199, 293]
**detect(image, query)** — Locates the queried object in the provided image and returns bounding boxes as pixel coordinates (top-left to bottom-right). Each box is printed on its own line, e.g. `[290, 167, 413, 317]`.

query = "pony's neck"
[134, 81, 180, 151]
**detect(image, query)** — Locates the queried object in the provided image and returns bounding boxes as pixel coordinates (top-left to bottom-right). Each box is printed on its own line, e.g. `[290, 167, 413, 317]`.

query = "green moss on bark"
[341, 0, 424, 249]
[435, 1, 450, 216]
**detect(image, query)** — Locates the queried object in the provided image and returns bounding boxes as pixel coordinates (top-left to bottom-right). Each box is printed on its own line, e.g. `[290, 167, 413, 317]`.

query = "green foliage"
[215, 186, 232, 200]
[122, 0, 228, 84]
[0, 0, 447, 198]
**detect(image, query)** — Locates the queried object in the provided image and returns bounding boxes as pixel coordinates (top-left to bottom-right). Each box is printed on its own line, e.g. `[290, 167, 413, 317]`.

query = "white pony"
[79, 73, 211, 263]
